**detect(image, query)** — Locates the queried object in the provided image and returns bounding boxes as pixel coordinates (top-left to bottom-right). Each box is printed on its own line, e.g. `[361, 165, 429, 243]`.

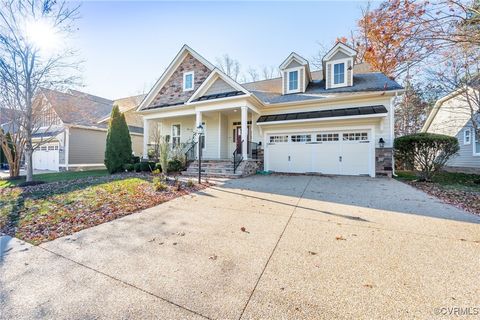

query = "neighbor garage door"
[33, 143, 60, 171]
[266, 130, 373, 176]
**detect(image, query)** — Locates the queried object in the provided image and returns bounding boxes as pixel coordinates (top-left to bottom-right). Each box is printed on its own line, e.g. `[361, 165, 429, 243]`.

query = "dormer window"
[183, 71, 194, 91]
[333, 62, 345, 85]
[288, 70, 299, 92]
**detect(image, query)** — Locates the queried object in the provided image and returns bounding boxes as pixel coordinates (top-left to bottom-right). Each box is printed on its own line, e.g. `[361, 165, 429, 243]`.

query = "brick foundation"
[375, 148, 393, 177]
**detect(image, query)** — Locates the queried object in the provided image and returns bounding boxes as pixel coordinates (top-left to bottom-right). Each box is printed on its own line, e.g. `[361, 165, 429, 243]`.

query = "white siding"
[219, 113, 229, 158]
[204, 78, 236, 96]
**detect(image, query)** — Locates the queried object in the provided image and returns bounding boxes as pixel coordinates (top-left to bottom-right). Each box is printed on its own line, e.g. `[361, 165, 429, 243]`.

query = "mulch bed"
[0, 173, 208, 245]
[407, 181, 480, 216]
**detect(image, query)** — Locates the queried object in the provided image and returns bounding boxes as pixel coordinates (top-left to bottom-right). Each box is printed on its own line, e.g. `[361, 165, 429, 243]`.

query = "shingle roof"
[113, 94, 147, 113]
[142, 101, 185, 111]
[257, 105, 388, 123]
[251, 73, 402, 105]
[42, 89, 113, 126]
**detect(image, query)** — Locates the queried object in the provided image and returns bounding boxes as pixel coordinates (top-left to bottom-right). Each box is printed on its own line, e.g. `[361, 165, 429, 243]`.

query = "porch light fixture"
[196, 125, 204, 183]
[379, 138, 385, 148]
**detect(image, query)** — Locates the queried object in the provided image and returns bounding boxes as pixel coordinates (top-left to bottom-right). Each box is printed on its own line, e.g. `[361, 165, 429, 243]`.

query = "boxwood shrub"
[394, 133, 459, 181]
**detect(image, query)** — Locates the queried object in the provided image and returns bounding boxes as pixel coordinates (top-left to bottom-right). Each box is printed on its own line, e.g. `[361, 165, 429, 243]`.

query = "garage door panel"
[311, 142, 341, 174]
[33, 144, 59, 171]
[341, 142, 370, 175]
[288, 144, 311, 173]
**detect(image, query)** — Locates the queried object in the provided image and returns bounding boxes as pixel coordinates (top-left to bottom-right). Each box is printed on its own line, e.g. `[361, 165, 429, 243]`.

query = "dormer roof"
[279, 52, 309, 70]
[322, 42, 357, 62]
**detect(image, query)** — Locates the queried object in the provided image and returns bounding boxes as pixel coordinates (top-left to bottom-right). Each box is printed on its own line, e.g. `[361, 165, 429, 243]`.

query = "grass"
[0, 172, 204, 245]
[0, 170, 109, 188]
[395, 170, 480, 192]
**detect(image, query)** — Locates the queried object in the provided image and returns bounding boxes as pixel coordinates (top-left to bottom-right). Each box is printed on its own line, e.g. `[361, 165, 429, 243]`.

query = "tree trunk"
[25, 146, 33, 182]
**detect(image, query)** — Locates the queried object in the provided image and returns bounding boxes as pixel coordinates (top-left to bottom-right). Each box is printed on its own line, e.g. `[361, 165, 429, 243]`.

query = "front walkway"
[1, 175, 479, 319]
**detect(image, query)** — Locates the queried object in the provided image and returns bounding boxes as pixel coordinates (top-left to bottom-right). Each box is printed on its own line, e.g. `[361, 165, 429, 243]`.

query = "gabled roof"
[187, 68, 250, 103]
[137, 45, 215, 112]
[421, 87, 470, 132]
[322, 42, 357, 61]
[41, 89, 113, 127]
[279, 52, 309, 69]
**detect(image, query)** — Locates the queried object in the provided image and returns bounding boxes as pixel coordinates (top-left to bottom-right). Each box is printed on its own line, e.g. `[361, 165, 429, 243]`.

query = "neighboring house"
[137, 43, 403, 177]
[30, 89, 144, 171]
[422, 88, 480, 173]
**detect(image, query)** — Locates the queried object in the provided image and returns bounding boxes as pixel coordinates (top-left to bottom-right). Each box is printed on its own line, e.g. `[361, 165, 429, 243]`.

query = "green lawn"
[396, 170, 480, 192]
[0, 170, 109, 188]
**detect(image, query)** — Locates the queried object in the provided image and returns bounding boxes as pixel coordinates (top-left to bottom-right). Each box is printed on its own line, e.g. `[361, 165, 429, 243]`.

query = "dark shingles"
[191, 91, 245, 103]
[251, 73, 402, 104]
[257, 105, 388, 123]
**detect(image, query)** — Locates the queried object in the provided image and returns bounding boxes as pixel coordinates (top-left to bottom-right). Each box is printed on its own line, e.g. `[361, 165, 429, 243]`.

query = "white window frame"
[474, 131, 480, 156]
[286, 67, 302, 94]
[464, 128, 471, 145]
[171, 123, 181, 146]
[328, 58, 350, 88]
[183, 71, 194, 91]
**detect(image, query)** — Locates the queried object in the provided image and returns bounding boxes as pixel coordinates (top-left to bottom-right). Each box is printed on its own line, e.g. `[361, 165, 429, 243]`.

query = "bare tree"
[246, 67, 259, 82]
[215, 54, 241, 81]
[261, 65, 279, 80]
[0, 0, 80, 181]
[430, 44, 480, 141]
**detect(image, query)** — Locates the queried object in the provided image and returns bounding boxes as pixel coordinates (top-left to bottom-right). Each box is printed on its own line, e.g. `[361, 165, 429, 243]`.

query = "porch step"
[182, 159, 263, 179]
[180, 171, 243, 179]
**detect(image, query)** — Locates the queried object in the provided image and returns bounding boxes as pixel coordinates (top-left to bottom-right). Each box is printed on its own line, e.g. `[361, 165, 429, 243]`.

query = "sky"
[71, 1, 370, 99]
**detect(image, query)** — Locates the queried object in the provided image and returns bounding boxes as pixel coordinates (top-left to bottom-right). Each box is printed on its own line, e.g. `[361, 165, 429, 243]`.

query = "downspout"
[65, 126, 70, 171]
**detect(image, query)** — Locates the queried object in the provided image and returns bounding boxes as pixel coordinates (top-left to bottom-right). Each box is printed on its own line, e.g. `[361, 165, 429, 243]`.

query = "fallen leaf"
[336, 236, 346, 241]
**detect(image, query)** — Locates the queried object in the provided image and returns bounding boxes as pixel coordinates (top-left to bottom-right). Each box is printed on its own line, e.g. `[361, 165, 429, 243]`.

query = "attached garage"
[266, 130, 374, 176]
[33, 143, 60, 171]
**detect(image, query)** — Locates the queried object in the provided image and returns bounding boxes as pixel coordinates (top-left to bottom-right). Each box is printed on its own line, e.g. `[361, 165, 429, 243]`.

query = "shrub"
[167, 159, 183, 173]
[133, 163, 142, 172]
[123, 163, 134, 172]
[104, 105, 132, 173]
[131, 156, 140, 164]
[152, 177, 168, 191]
[394, 133, 459, 181]
[186, 179, 194, 188]
[154, 163, 162, 171]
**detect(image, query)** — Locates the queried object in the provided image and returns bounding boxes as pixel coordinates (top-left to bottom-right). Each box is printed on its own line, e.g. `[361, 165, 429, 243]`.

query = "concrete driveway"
[1, 175, 479, 319]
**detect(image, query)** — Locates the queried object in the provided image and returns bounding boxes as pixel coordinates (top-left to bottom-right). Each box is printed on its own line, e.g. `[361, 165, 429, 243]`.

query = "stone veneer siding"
[375, 148, 393, 177]
[150, 53, 211, 107]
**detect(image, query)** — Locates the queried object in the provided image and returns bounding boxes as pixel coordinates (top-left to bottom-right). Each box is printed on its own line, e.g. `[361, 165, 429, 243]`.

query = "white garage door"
[266, 131, 372, 176]
[33, 144, 60, 171]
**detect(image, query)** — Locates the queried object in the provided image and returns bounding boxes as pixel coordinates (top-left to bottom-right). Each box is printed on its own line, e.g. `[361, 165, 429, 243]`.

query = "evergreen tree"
[104, 105, 132, 173]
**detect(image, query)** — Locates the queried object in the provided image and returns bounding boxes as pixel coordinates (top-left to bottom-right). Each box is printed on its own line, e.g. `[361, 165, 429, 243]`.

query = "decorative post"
[196, 124, 204, 184]
[241, 106, 248, 159]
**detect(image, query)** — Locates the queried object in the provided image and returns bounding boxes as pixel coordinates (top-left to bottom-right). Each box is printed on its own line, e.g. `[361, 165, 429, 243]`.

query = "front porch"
[142, 104, 264, 176]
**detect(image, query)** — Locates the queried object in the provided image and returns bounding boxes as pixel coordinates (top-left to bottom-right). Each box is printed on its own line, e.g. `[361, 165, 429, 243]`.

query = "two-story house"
[137, 43, 403, 177]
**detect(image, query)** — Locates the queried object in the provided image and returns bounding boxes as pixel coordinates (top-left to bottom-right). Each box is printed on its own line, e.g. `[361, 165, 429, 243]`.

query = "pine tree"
[104, 105, 132, 173]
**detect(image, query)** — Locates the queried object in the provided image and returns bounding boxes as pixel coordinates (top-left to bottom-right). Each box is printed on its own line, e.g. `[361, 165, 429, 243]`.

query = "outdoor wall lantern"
[196, 124, 204, 183]
[379, 138, 385, 148]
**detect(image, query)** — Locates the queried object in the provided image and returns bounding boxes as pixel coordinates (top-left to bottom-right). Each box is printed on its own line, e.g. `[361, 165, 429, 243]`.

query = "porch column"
[196, 111, 202, 158]
[143, 118, 150, 159]
[241, 106, 248, 159]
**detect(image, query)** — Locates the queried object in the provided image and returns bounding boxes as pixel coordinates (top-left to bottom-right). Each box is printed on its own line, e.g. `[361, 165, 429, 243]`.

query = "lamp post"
[196, 124, 204, 184]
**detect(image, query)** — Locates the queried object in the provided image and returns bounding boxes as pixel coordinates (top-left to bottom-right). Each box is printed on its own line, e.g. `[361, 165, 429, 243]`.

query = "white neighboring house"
[27, 89, 144, 171]
[138, 43, 403, 177]
[422, 88, 480, 173]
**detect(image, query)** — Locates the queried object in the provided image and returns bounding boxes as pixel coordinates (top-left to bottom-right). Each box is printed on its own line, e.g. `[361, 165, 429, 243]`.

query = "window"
[48, 145, 55, 151]
[288, 70, 299, 91]
[343, 132, 368, 141]
[333, 63, 345, 85]
[464, 128, 471, 145]
[291, 134, 311, 142]
[172, 124, 181, 146]
[475, 132, 480, 156]
[269, 135, 288, 143]
[317, 133, 339, 141]
[183, 71, 194, 91]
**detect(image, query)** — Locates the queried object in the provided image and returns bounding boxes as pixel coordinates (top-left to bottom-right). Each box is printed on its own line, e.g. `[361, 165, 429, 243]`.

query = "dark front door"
[236, 126, 250, 153]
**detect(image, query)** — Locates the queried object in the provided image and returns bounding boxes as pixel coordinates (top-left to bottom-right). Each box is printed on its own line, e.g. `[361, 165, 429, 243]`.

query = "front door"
[236, 126, 250, 153]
